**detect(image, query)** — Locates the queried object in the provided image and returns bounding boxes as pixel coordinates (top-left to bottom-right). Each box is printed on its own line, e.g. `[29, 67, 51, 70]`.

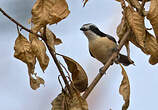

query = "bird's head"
[80, 23, 100, 40]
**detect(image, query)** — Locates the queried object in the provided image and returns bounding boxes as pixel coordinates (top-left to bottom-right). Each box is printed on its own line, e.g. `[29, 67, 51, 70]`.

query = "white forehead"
[82, 23, 97, 29]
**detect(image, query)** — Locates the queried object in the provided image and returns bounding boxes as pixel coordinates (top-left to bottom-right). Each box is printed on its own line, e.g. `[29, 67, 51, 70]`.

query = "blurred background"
[0, 0, 158, 110]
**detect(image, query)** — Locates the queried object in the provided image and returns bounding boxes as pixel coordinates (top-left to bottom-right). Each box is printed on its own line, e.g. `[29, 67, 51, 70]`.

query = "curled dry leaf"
[31, 38, 49, 72]
[31, 0, 70, 31]
[147, 0, 158, 42]
[30, 75, 45, 90]
[40, 28, 62, 51]
[14, 33, 36, 74]
[59, 55, 88, 92]
[14, 33, 45, 90]
[51, 90, 88, 110]
[125, 7, 146, 48]
[119, 64, 130, 110]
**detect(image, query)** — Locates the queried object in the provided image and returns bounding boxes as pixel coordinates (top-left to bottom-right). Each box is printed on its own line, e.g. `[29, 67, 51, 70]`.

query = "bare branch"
[41, 26, 73, 96]
[0, 8, 42, 38]
[82, 29, 131, 99]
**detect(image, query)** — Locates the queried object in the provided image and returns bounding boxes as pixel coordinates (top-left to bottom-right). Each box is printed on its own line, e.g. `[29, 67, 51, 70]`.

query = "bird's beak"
[80, 27, 87, 31]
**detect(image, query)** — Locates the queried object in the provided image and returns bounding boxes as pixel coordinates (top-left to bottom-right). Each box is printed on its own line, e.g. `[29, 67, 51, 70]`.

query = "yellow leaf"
[30, 75, 45, 90]
[119, 64, 130, 110]
[60, 55, 88, 92]
[147, 0, 158, 42]
[31, 0, 70, 30]
[14, 33, 36, 74]
[40, 28, 62, 51]
[125, 7, 146, 48]
[31, 38, 49, 72]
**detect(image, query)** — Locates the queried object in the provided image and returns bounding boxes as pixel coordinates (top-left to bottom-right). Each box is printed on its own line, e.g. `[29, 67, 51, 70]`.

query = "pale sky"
[0, 0, 158, 110]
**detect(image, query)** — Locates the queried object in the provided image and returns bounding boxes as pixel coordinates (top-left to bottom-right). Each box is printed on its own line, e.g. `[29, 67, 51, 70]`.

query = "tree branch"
[0, 8, 42, 38]
[82, 29, 131, 99]
[0, 8, 73, 96]
[42, 26, 73, 96]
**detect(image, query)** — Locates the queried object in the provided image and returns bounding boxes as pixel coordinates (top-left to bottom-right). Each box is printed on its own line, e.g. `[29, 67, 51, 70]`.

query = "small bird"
[80, 23, 134, 67]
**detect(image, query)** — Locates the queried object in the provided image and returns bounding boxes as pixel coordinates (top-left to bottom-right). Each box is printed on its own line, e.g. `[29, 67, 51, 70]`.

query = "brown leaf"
[31, 0, 70, 30]
[30, 75, 45, 90]
[51, 90, 88, 110]
[83, 0, 88, 7]
[14, 33, 45, 90]
[51, 93, 67, 110]
[14, 33, 36, 74]
[31, 38, 49, 72]
[40, 28, 62, 51]
[119, 64, 130, 110]
[147, 0, 158, 42]
[60, 55, 88, 92]
[69, 92, 88, 110]
[125, 7, 146, 48]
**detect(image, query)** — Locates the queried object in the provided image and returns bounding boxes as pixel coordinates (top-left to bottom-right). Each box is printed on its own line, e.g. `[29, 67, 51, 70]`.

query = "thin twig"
[59, 61, 71, 81]
[82, 29, 131, 99]
[0, 8, 42, 38]
[42, 26, 73, 96]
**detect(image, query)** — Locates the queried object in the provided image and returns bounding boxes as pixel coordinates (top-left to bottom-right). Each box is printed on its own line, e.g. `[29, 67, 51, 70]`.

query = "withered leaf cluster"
[116, 0, 158, 109]
[116, 0, 158, 65]
[14, 0, 89, 109]
[14, 0, 69, 90]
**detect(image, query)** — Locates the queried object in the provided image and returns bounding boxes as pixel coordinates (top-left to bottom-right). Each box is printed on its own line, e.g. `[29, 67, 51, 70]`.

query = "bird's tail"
[116, 54, 134, 66]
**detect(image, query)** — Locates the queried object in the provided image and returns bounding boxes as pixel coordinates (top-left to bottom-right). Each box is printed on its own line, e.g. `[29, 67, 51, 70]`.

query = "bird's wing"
[91, 27, 117, 43]
[103, 34, 117, 43]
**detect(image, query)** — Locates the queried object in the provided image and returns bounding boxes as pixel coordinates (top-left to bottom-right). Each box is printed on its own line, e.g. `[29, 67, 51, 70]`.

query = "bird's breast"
[89, 37, 117, 64]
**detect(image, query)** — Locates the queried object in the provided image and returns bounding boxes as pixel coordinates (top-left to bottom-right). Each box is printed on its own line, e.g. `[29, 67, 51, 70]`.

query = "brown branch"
[0, 8, 42, 38]
[82, 29, 131, 99]
[43, 38, 73, 96]
[0, 8, 73, 96]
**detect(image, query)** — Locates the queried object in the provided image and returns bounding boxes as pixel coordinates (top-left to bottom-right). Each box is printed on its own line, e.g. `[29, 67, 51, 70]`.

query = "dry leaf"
[147, 0, 158, 42]
[14, 33, 45, 90]
[119, 64, 130, 110]
[14, 33, 36, 74]
[40, 28, 62, 51]
[83, 0, 88, 7]
[31, 38, 49, 72]
[69, 93, 88, 110]
[51, 90, 88, 110]
[59, 55, 88, 92]
[51, 93, 67, 110]
[31, 0, 70, 31]
[30, 75, 45, 90]
[125, 7, 146, 48]
[117, 16, 158, 65]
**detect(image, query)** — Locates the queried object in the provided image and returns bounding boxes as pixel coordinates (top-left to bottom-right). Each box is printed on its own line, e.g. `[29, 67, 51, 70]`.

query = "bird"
[80, 23, 134, 69]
